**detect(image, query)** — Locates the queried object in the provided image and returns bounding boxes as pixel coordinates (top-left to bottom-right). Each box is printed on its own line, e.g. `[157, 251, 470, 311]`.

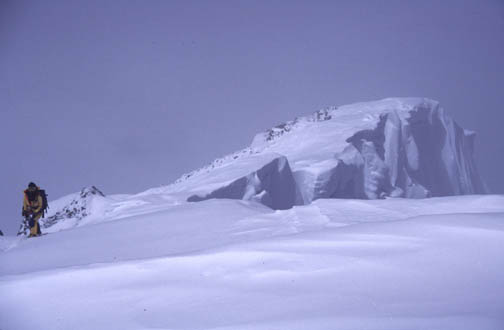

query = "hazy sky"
[1, 0, 503, 234]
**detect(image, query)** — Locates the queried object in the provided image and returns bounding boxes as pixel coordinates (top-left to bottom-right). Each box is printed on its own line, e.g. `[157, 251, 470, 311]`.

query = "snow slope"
[1, 195, 504, 330]
[22, 186, 108, 234]
[35, 98, 486, 233]
[147, 98, 487, 209]
[0, 97, 498, 329]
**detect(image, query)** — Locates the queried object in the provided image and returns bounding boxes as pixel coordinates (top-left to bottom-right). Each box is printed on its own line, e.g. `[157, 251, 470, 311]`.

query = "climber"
[22, 182, 47, 237]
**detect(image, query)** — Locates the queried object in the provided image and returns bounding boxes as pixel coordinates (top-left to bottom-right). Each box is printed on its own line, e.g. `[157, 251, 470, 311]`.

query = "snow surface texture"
[161, 98, 487, 209]
[1, 195, 504, 330]
[1, 97, 499, 330]
[17, 186, 106, 235]
[11, 98, 487, 235]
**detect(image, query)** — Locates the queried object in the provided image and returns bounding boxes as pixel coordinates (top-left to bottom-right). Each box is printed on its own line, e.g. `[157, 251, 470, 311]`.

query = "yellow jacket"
[23, 189, 43, 214]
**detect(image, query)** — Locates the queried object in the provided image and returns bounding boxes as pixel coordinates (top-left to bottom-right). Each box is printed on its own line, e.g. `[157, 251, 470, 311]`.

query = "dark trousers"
[27, 213, 42, 236]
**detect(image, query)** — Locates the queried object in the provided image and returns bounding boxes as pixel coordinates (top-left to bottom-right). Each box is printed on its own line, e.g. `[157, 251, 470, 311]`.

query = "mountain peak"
[34, 186, 106, 233]
[160, 97, 486, 208]
[80, 186, 105, 198]
[20, 97, 488, 234]
[251, 97, 439, 151]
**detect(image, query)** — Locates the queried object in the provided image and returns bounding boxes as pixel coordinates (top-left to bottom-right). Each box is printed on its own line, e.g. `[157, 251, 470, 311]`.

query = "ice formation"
[172, 98, 487, 208]
[40, 98, 489, 223]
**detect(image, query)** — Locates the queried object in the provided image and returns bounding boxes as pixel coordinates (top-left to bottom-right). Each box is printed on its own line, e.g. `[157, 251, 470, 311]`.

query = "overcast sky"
[1, 0, 503, 234]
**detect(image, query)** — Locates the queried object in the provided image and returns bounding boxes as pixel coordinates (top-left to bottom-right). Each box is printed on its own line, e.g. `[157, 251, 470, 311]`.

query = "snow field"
[1, 196, 504, 329]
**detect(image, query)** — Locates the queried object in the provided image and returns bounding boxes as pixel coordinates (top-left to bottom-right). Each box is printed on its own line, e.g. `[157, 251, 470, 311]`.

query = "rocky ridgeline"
[175, 107, 338, 186]
[263, 106, 336, 142]
[40, 186, 105, 230]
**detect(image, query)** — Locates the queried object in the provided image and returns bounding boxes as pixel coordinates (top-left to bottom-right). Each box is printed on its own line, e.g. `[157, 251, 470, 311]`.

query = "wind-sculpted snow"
[355, 103, 485, 197]
[307, 102, 487, 200]
[35, 186, 107, 233]
[171, 97, 487, 207]
[187, 155, 297, 210]
[0, 98, 496, 329]
[1, 196, 504, 330]
[20, 97, 489, 234]
[26, 155, 297, 233]
[174, 148, 257, 184]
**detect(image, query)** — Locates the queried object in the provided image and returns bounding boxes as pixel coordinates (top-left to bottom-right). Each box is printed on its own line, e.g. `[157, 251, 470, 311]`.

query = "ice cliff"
[187, 155, 297, 210]
[168, 98, 487, 208]
[37, 98, 488, 227]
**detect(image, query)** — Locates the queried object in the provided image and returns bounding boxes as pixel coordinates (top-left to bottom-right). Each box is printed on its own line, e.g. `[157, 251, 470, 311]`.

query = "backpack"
[39, 189, 49, 217]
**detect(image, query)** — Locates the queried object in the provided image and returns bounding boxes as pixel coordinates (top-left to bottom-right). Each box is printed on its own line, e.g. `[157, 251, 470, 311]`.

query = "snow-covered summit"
[158, 97, 486, 208]
[2, 194, 504, 329]
[0, 99, 499, 330]
[251, 97, 438, 151]
[30, 97, 489, 233]
[250, 98, 450, 168]
[1, 96, 499, 329]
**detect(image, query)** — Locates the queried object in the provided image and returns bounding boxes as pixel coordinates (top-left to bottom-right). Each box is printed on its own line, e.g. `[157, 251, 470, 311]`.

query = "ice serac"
[186, 155, 297, 210]
[315, 100, 487, 200]
[257, 98, 487, 202]
[170, 98, 487, 209]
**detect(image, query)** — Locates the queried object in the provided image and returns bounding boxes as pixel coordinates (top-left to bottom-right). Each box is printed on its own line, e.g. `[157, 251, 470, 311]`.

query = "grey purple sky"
[1, 0, 503, 234]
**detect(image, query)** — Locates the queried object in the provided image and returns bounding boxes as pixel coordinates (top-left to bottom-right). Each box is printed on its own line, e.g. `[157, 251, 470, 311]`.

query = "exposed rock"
[39, 186, 105, 231]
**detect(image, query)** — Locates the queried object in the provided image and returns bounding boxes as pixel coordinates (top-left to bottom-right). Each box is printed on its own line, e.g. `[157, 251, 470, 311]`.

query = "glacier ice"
[39, 98, 489, 222]
[187, 155, 297, 210]
[175, 98, 487, 208]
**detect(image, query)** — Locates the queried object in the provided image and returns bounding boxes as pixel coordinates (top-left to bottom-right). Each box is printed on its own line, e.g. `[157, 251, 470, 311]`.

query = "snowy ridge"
[254, 106, 337, 145]
[250, 97, 429, 152]
[158, 97, 487, 208]
[187, 155, 297, 210]
[27, 97, 488, 233]
[38, 186, 107, 232]
[1, 194, 504, 329]
[174, 147, 257, 184]
[0, 95, 501, 329]
[173, 106, 338, 186]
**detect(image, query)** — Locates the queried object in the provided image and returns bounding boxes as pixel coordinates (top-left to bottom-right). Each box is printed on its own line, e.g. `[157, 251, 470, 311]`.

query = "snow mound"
[1, 195, 504, 329]
[163, 98, 487, 208]
[187, 155, 297, 210]
[38, 186, 107, 233]
[14, 98, 489, 234]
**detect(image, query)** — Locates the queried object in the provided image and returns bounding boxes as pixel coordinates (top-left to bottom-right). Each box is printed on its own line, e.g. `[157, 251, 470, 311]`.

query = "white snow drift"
[152, 98, 488, 209]
[1, 195, 504, 330]
[0, 97, 500, 330]
[12, 98, 490, 235]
